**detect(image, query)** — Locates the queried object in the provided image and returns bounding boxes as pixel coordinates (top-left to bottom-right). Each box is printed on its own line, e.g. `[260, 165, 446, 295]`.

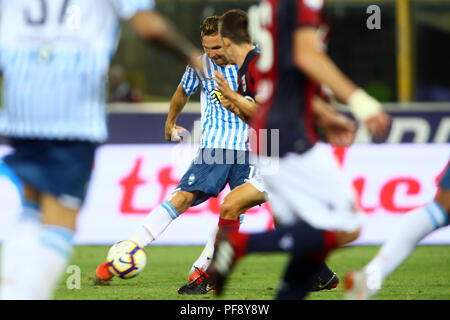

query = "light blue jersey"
[0, 0, 153, 142]
[181, 54, 250, 151]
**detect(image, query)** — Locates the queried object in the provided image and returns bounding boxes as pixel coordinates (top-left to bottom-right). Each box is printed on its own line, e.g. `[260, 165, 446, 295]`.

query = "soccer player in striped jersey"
[95, 16, 255, 292]
[345, 161, 450, 299]
[0, 0, 200, 300]
[178, 8, 358, 295]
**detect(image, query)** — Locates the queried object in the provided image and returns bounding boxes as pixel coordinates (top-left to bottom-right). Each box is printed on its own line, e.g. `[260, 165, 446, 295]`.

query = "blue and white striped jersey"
[0, 0, 153, 142]
[181, 54, 250, 151]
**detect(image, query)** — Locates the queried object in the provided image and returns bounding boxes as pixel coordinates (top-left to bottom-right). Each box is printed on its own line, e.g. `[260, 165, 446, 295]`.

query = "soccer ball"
[107, 240, 147, 279]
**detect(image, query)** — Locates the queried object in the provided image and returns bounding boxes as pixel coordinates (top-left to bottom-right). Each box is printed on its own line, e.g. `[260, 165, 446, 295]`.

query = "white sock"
[364, 201, 448, 293]
[1, 201, 41, 299]
[190, 226, 218, 273]
[3, 224, 74, 300]
[130, 200, 180, 247]
[189, 214, 246, 273]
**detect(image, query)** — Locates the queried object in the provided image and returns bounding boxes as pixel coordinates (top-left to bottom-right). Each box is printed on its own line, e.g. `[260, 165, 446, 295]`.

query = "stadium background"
[0, 0, 449, 246]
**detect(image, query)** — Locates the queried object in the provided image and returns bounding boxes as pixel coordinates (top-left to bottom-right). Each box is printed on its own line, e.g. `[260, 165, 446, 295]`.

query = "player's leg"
[1, 183, 41, 299]
[18, 192, 79, 300]
[178, 149, 253, 294]
[345, 186, 449, 300]
[208, 145, 363, 297]
[276, 251, 324, 300]
[1, 139, 95, 299]
[186, 181, 265, 282]
[129, 150, 220, 250]
[219, 180, 266, 230]
[96, 189, 198, 282]
[130, 190, 198, 247]
[211, 156, 261, 247]
[276, 229, 359, 299]
[130, 149, 231, 249]
[99, 148, 231, 283]
[186, 153, 259, 275]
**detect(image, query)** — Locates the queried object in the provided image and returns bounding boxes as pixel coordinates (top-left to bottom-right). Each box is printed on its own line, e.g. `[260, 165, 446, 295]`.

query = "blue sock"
[246, 221, 334, 256]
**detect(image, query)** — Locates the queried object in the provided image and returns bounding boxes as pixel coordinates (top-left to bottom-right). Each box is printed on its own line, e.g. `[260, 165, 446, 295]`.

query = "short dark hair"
[200, 16, 220, 37]
[219, 9, 251, 45]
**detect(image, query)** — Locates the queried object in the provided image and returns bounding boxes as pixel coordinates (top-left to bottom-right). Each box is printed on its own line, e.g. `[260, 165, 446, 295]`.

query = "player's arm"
[165, 84, 190, 142]
[213, 71, 259, 124]
[222, 91, 258, 123]
[293, 28, 390, 140]
[129, 11, 202, 69]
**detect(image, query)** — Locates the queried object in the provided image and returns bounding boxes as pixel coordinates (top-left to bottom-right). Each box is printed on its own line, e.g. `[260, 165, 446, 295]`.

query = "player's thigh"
[221, 182, 266, 219]
[40, 192, 79, 230]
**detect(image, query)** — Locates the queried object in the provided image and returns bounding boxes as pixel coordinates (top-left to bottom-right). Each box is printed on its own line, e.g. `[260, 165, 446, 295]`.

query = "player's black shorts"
[175, 148, 252, 206]
[3, 138, 97, 206]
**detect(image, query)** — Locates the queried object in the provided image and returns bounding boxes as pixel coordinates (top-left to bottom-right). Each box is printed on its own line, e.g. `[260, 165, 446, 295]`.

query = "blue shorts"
[439, 161, 450, 189]
[2, 138, 97, 206]
[175, 148, 253, 206]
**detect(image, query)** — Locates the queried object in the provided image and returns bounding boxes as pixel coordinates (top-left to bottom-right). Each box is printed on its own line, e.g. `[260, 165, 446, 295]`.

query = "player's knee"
[41, 193, 79, 230]
[168, 191, 196, 214]
[220, 197, 241, 220]
[336, 228, 361, 246]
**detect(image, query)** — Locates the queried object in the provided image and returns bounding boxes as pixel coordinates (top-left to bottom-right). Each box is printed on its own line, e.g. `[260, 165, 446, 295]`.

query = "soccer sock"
[190, 217, 242, 272]
[218, 217, 240, 233]
[243, 220, 337, 256]
[364, 201, 449, 291]
[191, 226, 218, 272]
[0, 200, 41, 299]
[24, 225, 74, 300]
[3, 224, 74, 300]
[190, 216, 245, 273]
[130, 200, 180, 247]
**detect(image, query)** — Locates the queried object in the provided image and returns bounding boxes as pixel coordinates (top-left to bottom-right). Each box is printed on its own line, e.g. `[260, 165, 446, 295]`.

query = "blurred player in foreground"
[178, 9, 356, 295]
[207, 0, 390, 300]
[0, 0, 200, 300]
[345, 161, 450, 299]
[95, 16, 255, 288]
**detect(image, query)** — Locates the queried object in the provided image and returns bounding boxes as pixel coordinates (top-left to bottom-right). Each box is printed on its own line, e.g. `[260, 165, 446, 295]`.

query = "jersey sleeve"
[296, 0, 323, 28]
[247, 58, 259, 98]
[180, 65, 201, 96]
[110, 0, 155, 20]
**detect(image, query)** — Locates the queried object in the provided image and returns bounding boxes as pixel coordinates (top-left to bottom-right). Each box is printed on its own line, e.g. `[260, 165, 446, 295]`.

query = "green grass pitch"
[54, 245, 450, 300]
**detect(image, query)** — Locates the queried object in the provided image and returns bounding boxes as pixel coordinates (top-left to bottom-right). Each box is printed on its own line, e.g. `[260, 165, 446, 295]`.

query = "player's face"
[202, 34, 228, 65]
[220, 37, 236, 64]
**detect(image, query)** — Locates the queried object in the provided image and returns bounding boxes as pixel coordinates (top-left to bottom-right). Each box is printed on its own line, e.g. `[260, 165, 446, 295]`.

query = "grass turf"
[54, 245, 450, 300]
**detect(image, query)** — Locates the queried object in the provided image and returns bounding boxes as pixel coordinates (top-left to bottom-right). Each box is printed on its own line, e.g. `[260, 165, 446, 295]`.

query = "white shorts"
[247, 172, 267, 194]
[260, 143, 362, 232]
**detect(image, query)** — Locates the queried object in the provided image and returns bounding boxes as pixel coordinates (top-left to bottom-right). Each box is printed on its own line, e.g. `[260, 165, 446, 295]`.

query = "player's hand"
[319, 111, 357, 147]
[221, 96, 232, 109]
[364, 110, 391, 142]
[214, 71, 234, 99]
[165, 123, 187, 142]
[347, 89, 391, 142]
[222, 98, 241, 116]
